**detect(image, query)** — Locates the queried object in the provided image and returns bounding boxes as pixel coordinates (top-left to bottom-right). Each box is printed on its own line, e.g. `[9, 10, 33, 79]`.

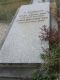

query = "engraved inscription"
[17, 10, 48, 23]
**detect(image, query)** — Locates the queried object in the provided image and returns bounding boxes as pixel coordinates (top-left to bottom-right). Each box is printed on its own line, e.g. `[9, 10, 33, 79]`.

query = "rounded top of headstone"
[33, 0, 42, 3]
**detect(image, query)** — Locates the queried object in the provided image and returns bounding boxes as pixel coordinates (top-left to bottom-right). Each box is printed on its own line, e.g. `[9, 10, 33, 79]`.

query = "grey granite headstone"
[0, 1, 50, 63]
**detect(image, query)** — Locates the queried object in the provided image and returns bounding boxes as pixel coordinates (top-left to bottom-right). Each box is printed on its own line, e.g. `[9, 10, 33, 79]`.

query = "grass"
[0, 0, 30, 23]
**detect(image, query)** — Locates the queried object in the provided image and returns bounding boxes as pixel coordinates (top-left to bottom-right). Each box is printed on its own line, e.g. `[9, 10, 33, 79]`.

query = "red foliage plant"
[39, 25, 60, 48]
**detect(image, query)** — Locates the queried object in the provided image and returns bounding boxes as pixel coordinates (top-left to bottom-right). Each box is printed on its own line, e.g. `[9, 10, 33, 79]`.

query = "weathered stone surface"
[0, 2, 50, 63]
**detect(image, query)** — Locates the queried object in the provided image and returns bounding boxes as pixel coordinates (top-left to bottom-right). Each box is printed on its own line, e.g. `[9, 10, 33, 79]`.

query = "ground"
[0, 23, 9, 49]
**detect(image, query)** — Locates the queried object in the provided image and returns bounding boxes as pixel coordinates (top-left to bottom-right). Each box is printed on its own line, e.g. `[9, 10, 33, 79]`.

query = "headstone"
[33, 0, 42, 3]
[0, 0, 50, 63]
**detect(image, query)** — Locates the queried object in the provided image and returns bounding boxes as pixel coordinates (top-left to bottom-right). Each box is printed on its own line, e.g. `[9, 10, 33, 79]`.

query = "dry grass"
[0, 0, 30, 22]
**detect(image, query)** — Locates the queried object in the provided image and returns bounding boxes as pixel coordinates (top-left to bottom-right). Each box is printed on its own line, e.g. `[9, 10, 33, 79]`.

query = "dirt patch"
[0, 23, 9, 48]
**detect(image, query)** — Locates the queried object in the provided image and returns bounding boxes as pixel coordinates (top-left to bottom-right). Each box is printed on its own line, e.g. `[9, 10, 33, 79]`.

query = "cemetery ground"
[0, 23, 9, 48]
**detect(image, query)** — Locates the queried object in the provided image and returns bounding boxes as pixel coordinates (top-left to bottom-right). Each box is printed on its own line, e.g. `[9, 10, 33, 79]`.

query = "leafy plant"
[32, 25, 60, 80]
[32, 69, 57, 80]
[39, 25, 59, 48]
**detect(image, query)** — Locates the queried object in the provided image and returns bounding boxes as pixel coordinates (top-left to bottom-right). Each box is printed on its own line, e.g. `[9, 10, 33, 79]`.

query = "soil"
[0, 23, 9, 48]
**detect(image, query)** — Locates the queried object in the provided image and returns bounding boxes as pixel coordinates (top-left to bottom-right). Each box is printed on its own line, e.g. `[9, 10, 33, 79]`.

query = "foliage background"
[0, 0, 30, 23]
